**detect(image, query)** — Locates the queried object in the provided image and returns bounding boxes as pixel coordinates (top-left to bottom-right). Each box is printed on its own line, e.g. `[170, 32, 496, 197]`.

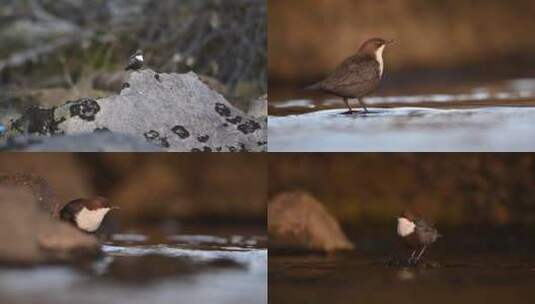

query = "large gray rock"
[268, 191, 354, 253]
[7, 70, 267, 152]
[0, 186, 100, 265]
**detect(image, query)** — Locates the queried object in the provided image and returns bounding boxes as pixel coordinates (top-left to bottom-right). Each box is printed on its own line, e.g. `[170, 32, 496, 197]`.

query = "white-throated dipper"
[60, 197, 119, 233]
[397, 210, 441, 264]
[307, 38, 393, 114]
[125, 49, 144, 71]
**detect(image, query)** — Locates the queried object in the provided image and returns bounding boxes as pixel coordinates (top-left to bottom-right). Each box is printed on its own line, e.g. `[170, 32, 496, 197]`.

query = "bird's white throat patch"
[397, 217, 415, 237]
[135, 55, 144, 62]
[375, 45, 385, 77]
[76, 207, 110, 232]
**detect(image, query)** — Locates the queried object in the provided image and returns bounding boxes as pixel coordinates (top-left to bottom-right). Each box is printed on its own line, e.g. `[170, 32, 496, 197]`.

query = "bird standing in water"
[307, 38, 393, 114]
[397, 210, 441, 264]
[125, 49, 144, 71]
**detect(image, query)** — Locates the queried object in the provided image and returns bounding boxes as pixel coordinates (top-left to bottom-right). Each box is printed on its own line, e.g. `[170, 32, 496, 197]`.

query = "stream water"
[0, 225, 267, 304]
[269, 227, 535, 304]
[268, 78, 535, 152]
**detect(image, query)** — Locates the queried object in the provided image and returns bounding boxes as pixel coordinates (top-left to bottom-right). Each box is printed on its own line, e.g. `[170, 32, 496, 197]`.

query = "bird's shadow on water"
[75, 253, 247, 285]
[331, 108, 430, 118]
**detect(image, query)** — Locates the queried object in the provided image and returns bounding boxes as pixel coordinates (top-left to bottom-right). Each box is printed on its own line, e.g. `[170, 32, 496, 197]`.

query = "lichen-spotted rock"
[7, 70, 267, 152]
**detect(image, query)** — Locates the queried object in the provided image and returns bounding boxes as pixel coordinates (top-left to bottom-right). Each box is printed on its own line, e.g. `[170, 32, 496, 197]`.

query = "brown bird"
[307, 38, 393, 114]
[60, 197, 119, 233]
[397, 210, 441, 264]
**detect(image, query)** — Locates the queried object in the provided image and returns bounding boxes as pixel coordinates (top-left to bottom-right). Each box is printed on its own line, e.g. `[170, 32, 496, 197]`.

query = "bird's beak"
[111, 206, 121, 210]
[386, 39, 395, 45]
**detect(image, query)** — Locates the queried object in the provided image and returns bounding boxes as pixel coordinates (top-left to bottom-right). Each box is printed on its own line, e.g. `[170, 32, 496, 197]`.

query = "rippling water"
[0, 228, 267, 304]
[269, 227, 535, 304]
[268, 78, 535, 152]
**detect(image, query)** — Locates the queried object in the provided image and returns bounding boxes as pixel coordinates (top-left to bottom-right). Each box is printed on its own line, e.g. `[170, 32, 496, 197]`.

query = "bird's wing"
[60, 199, 83, 222]
[415, 219, 437, 233]
[127, 55, 137, 65]
[125, 56, 139, 70]
[317, 54, 379, 93]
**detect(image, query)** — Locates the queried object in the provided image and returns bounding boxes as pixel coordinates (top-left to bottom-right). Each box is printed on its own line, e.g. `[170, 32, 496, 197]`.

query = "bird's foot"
[406, 257, 422, 267]
[339, 110, 369, 115]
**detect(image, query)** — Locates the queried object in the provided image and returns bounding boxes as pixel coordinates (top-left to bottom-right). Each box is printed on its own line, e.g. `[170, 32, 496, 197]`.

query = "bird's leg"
[408, 250, 416, 264]
[341, 98, 354, 114]
[415, 246, 427, 263]
[358, 98, 369, 113]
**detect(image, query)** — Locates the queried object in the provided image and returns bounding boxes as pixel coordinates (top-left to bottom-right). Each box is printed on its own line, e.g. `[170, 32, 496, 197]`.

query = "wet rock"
[5, 70, 266, 152]
[0, 186, 100, 265]
[1, 133, 163, 152]
[268, 191, 354, 252]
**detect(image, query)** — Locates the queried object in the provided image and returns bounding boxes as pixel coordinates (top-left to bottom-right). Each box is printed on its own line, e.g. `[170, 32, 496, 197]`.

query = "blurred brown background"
[269, 0, 535, 100]
[269, 154, 535, 227]
[0, 153, 267, 224]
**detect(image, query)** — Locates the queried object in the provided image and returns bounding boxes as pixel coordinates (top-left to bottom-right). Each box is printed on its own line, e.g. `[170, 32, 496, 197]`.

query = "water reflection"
[0, 229, 267, 304]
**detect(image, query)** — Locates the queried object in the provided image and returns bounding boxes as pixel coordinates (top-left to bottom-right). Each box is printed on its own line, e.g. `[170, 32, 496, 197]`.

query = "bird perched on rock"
[397, 210, 441, 264]
[60, 197, 119, 233]
[307, 38, 393, 114]
[125, 49, 144, 71]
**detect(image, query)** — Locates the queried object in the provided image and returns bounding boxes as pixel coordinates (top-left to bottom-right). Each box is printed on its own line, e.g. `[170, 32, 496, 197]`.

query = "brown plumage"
[397, 210, 441, 264]
[307, 38, 393, 114]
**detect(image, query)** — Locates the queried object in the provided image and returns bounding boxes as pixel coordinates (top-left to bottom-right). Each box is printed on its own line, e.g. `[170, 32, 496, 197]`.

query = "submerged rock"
[268, 191, 354, 253]
[5, 70, 267, 152]
[0, 186, 100, 265]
